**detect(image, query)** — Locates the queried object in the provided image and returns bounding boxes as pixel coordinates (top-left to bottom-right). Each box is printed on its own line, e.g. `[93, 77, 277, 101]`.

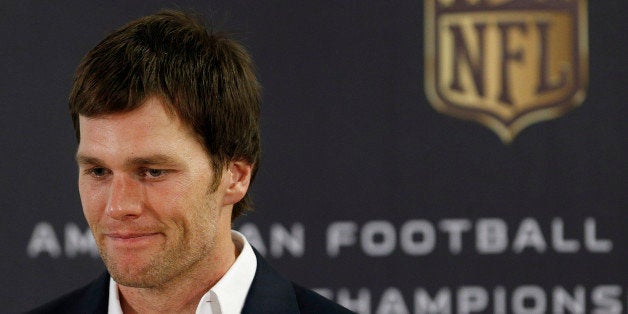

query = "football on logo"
[424, 0, 588, 143]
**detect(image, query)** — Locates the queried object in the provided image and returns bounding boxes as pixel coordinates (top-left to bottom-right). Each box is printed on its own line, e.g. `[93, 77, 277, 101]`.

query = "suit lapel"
[77, 272, 110, 314]
[241, 248, 300, 314]
[86, 250, 299, 313]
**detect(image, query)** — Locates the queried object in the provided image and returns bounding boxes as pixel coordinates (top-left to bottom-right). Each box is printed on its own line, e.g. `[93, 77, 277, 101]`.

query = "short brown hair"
[69, 10, 261, 220]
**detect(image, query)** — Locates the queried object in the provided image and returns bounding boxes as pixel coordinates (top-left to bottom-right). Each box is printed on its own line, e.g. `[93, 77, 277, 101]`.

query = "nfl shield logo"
[425, 0, 588, 143]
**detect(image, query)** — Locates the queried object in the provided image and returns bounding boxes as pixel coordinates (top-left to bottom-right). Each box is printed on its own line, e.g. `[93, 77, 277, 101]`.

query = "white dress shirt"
[108, 230, 257, 314]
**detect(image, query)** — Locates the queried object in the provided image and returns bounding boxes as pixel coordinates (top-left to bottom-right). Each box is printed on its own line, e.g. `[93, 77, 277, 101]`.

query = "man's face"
[76, 97, 231, 288]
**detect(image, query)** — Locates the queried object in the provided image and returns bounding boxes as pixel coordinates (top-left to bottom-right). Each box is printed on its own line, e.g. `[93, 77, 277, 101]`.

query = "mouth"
[107, 232, 159, 239]
[104, 232, 161, 245]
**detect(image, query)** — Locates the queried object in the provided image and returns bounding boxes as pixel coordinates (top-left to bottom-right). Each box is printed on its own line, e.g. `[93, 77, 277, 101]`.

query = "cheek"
[78, 181, 107, 221]
[150, 173, 210, 209]
[161, 183, 217, 232]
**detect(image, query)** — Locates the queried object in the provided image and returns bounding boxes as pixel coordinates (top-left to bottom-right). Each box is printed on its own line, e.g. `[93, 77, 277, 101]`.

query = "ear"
[221, 161, 252, 206]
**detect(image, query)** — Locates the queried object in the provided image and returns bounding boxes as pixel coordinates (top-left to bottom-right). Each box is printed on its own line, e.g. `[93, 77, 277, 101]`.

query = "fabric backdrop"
[1, 1, 625, 313]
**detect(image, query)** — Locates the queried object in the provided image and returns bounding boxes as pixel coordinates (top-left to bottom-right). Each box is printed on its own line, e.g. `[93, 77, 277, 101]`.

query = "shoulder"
[245, 247, 353, 313]
[26, 273, 109, 314]
[292, 283, 355, 314]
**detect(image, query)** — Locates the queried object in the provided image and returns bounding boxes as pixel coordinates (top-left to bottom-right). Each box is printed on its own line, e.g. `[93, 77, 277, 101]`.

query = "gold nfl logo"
[425, 0, 588, 143]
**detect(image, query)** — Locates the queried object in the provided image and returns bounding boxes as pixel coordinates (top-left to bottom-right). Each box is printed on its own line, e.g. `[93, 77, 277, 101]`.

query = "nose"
[106, 174, 143, 220]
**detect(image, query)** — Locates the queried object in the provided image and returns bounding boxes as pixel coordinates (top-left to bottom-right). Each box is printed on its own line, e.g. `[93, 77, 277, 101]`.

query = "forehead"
[76, 97, 201, 159]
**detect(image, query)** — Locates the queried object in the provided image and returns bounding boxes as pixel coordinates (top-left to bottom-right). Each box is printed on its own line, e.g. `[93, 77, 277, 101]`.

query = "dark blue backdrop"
[1, 1, 625, 313]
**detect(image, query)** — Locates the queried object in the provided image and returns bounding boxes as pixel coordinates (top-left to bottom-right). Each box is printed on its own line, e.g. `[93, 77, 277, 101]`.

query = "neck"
[118, 230, 237, 314]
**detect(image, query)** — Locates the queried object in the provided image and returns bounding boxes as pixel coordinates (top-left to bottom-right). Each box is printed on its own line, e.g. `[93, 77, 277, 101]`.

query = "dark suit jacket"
[27, 250, 353, 313]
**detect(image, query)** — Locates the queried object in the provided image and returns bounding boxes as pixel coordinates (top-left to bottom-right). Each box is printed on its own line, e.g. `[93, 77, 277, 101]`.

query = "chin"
[104, 255, 164, 288]
[109, 266, 164, 289]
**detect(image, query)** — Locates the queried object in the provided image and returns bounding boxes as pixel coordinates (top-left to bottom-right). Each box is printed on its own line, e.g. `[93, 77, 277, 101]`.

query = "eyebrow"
[76, 154, 181, 168]
[75, 154, 103, 166]
[127, 155, 181, 167]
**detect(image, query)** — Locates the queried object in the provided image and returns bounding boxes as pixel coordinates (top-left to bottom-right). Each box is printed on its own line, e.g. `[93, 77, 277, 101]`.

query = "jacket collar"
[95, 247, 297, 313]
[241, 248, 300, 313]
[83, 271, 110, 314]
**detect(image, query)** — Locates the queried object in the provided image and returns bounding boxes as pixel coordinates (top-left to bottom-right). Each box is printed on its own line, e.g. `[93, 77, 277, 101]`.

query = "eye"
[86, 167, 110, 178]
[142, 168, 167, 178]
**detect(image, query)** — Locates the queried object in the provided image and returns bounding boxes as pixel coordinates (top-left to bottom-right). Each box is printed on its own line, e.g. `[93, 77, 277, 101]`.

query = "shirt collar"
[108, 230, 257, 314]
[197, 230, 257, 313]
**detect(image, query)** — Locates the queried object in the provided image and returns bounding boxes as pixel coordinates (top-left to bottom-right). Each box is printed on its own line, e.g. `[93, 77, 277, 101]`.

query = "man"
[30, 10, 352, 314]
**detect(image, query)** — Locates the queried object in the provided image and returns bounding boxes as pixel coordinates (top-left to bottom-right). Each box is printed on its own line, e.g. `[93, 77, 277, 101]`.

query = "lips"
[103, 232, 161, 246]
[106, 232, 160, 239]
